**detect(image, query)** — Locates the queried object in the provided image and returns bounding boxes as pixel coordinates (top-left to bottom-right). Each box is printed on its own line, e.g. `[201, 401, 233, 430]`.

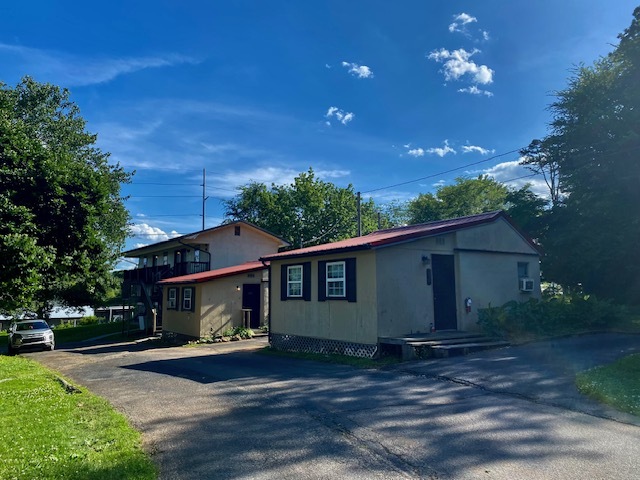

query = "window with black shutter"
[280, 263, 311, 301]
[318, 258, 356, 302]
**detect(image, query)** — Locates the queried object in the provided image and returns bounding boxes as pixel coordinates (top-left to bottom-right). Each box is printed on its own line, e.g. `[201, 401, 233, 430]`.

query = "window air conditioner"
[519, 278, 535, 292]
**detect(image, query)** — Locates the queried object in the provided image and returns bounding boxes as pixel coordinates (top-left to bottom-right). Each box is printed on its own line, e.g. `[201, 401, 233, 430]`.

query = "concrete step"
[405, 335, 485, 347]
[381, 331, 484, 345]
[430, 340, 510, 358]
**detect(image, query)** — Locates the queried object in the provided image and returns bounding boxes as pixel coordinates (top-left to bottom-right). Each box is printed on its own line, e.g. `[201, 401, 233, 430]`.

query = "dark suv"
[8, 320, 55, 355]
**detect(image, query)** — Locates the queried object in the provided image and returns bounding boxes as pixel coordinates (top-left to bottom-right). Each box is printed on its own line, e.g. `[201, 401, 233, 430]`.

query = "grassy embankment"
[0, 355, 156, 480]
[576, 353, 640, 417]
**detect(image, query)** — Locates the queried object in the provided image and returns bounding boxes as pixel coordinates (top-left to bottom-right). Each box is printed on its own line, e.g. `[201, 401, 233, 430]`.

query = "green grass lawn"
[0, 356, 156, 480]
[0, 322, 140, 349]
[52, 322, 132, 344]
[576, 353, 640, 417]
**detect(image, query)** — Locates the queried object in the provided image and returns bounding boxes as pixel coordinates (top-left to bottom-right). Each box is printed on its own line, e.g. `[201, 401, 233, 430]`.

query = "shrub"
[51, 321, 74, 330]
[232, 326, 254, 339]
[78, 315, 100, 325]
[477, 295, 627, 341]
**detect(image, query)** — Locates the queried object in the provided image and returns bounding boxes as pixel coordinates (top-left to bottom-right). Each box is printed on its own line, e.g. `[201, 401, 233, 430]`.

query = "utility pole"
[357, 191, 362, 237]
[202, 168, 209, 230]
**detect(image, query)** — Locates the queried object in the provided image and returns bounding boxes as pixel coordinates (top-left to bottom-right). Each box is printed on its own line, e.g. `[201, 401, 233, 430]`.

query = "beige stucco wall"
[162, 270, 267, 338]
[270, 217, 541, 342]
[208, 225, 283, 269]
[131, 223, 284, 270]
[455, 218, 539, 254]
[375, 234, 455, 337]
[270, 250, 378, 345]
[456, 251, 541, 331]
[162, 285, 202, 338]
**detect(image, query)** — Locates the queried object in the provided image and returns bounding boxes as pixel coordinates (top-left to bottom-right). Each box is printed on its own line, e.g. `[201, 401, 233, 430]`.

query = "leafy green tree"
[406, 191, 443, 225]
[504, 185, 549, 241]
[408, 176, 509, 224]
[374, 199, 410, 229]
[529, 7, 640, 303]
[519, 138, 562, 207]
[0, 77, 131, 314]
[407, 175, 548, 240]
[224, 169, 385, 247]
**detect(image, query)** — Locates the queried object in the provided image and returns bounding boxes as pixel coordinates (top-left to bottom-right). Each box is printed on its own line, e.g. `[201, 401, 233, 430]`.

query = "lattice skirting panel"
[270, 333, 378, 359]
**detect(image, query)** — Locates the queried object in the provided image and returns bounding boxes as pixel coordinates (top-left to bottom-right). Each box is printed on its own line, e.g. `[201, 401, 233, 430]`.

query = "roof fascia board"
[159, 265, 266, 285]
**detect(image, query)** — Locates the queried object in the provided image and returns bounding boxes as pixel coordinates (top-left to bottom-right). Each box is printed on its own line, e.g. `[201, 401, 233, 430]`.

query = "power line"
[125, 195, 201, 198]
[132, 214, 203, 218]
[500, 173, 539, 184]
[362, 148, 525, 194]
[128, 182, 197, 186]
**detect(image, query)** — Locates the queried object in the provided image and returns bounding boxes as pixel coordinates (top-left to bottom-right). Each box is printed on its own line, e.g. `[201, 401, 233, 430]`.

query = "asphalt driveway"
[28, 333, 640, 480]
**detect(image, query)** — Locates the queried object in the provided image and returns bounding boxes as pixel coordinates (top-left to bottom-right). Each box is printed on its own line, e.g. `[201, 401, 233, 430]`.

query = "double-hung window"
[517, 262, 529, 279]
[318, 258, 357, 302]
[168, 288, 177, 309]
[182, 287, 194, 311]
[326, 261, 346, 298]
[281, 263, 311, 301]
[287, 265, 303, 298]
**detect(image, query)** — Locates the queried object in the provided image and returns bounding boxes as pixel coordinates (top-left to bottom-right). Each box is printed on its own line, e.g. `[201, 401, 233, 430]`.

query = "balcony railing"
[123, 262, 210, 284]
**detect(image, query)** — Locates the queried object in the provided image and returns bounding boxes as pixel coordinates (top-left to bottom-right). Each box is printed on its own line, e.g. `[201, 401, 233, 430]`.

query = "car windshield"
[16, 321, 49, 331]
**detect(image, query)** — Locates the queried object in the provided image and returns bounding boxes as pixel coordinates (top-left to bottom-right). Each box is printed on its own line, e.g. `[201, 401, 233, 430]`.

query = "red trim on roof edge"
[157, 261, 268, 285]
[260, 211, 541, 261]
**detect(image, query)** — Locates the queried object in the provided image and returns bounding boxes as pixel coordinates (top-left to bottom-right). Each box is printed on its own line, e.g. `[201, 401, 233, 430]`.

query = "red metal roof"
[157, 261, 267, 285]
[261, 211, 538, 261]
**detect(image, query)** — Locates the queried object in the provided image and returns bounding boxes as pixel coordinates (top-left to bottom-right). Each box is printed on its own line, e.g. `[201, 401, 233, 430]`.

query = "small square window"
[234, 226, 241, 236]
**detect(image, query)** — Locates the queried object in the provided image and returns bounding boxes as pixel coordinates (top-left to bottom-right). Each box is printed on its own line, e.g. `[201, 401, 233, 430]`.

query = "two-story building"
[122, 221, 289, 334]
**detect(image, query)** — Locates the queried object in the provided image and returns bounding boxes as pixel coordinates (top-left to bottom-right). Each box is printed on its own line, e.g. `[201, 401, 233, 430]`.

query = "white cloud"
[426, 140, 456, 157]
[457, 85, 494, 97]
[129, 223, 180, 241]
[213, 166, 351, 193]
[462, 144, 495, 155]
[428, 48, 494, 85]
[0, 42, 199, 87]
[480, 160, 550, 198]
[407, 148, 425, 157]
[448, 13, 478, 33]
[341, 61, 374, 79]
[482, 30, 490, 41]
[325, 106, 355, 125]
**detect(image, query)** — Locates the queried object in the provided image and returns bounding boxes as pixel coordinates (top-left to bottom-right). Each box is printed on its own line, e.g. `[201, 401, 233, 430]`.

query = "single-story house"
[261, 211, 542, 358]
[157, 261, 269, 338]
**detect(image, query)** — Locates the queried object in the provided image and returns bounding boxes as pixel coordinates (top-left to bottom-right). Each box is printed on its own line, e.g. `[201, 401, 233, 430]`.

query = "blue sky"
[1, 1, 636, 260]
